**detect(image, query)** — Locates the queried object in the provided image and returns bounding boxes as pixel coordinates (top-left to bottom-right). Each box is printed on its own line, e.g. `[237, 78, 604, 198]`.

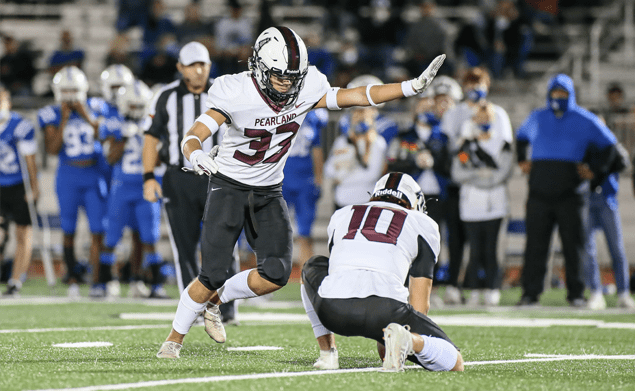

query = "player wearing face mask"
[516, 73, 618, 307]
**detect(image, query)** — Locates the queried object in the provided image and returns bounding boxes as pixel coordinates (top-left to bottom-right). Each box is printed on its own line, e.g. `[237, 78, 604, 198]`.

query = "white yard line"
[5, 312, 635, 334]
[27, 354, 635, 391]
[0, 325, 168, 334]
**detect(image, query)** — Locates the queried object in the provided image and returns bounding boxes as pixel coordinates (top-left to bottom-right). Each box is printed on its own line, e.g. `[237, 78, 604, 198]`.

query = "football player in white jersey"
[157, 25, 445, 359]
[302, 172, 464, 372]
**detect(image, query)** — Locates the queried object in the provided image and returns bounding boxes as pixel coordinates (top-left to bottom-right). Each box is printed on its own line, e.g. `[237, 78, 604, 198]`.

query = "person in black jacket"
[516, 74, 617, 307]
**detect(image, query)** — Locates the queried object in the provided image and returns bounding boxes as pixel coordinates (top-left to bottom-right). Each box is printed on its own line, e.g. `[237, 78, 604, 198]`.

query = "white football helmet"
[51, 66, 89, 103]
[371, 172, 426, 212]
[116, 80, 153, 120]
[430, 76, 463, 101]
[248, 26, 309, 106]
[100, 64, 134, 102]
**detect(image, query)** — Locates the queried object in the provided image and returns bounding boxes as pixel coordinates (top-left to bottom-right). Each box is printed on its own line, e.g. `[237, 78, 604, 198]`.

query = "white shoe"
[204, 303, 226, 343]
[106, 280, 121, 298]
[466, 290, 481, 307]
[616, 293, 635, 309]
[484, 289, 501, 306]
[313, 348, 339, 370]
[157, 341, 182, 358]
[67, 283, 80, 299]
[587, 291, 606, 310]
[381, 323, 414, 372]
[128, 281, 150, 298]
[430, 293, 444, 309]
[444, 286, 462, 305]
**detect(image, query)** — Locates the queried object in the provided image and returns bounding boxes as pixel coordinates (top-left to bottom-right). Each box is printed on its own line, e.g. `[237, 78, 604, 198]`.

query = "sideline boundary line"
[28, 355, 635, 391]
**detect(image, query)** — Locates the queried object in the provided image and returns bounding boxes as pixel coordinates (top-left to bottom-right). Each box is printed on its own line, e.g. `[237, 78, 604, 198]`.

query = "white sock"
[300, 283, 332, 338]
[172, 288, 207, 335]
[414, 335, 458, 372]
[218, 269, 258, 303]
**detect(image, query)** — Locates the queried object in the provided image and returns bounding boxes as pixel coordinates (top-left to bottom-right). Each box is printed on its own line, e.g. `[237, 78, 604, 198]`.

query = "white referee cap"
[179, 42, 211, 66]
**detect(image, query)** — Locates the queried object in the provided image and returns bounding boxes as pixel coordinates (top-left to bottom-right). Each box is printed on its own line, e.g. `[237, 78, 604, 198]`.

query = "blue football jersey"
[38, 103, 105, 165]
[105, 118, 161, 183]
[284, 108, 327, 180]
[0, 113, 37, 186]
[88, 97, 122, 139]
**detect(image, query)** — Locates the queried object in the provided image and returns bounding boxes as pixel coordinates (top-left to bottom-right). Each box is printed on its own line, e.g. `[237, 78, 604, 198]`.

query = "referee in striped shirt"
[142, 42, 236, 322]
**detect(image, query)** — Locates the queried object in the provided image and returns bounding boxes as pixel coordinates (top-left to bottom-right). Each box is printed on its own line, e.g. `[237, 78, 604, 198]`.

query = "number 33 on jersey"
[205, 66, 332, 187]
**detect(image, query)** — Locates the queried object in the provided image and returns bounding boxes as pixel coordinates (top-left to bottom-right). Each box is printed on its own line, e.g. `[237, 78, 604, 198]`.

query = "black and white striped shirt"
[145, 79, 220, 169]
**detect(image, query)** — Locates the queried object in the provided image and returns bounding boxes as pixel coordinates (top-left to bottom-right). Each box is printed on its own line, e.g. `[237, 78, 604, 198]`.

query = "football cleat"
[313, 347, 339, 370]
[381, 323, 414, 373]
[204, 303, 226, 343]
[88, 284, 106, 299]
[156, 341, 182, 359]
[67, 283, 81, 299]
[106, 280, 121, 298]
[128, 281, 150, 298]
[444, 286, 462, 305]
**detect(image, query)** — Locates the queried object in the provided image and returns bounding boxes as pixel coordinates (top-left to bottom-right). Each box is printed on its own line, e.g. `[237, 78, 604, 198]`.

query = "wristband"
[143, 172, 155, 183]
[401, 80, 417, 97]
[325, 87, 341, 110]
[365, 85, 379, 107]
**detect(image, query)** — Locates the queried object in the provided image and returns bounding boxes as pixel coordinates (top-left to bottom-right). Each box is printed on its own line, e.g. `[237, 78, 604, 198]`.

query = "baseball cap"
[179, 42, 211, 66]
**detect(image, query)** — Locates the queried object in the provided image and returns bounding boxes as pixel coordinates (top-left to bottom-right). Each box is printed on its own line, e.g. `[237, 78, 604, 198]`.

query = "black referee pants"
[521, 195, 586, 302]
[162, 168, 236, 316]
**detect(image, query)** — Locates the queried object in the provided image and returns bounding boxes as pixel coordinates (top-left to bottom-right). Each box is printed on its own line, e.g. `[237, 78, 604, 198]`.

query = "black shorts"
[198, 173, 293, 290]
[302, 255, 456, 348]
[0, 183, 32, 226]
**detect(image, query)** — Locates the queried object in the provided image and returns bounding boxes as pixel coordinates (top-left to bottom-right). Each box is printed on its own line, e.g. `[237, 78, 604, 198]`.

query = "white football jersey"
[205, 66, 331, 186]
[318, 201, 440, 303]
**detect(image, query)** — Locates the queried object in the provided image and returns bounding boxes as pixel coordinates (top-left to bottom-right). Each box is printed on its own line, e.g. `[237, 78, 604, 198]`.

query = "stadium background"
[1, 0, 634, 289]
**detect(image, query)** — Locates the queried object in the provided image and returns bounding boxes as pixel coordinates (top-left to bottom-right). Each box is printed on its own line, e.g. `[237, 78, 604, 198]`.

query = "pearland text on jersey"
[254, 113, 297, 127]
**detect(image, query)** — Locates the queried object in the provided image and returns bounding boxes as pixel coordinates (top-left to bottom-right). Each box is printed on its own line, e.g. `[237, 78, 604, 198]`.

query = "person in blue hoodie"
[516, 74, 617, 307]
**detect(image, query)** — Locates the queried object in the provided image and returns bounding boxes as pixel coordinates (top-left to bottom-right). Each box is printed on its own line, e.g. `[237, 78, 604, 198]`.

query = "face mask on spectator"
[467, 88, 487, 103]
[417, 112, 440, 127]
[549, 97, 569, 113]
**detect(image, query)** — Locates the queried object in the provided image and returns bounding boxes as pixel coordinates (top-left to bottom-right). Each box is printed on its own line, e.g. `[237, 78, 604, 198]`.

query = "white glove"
[411, 54, 446, 93]
[189, 147, 219, 176]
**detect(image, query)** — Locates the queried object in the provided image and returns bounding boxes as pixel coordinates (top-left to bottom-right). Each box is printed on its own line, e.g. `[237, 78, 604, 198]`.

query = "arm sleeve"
[15, 119, 38, 156]
[409, 235, 437, 279]
[37, 106, 60, 129]
[470, 143, 515, 189]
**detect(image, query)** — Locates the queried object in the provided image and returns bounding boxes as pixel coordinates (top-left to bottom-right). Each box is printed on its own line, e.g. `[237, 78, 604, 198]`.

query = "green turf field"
[2, 280, 635, 391]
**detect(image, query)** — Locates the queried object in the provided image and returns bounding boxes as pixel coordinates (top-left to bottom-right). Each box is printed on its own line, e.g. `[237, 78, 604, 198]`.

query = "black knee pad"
[258, 256, 291, 287]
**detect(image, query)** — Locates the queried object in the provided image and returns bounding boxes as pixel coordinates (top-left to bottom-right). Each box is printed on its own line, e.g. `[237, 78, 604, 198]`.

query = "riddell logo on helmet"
[374, 189, 404, 199]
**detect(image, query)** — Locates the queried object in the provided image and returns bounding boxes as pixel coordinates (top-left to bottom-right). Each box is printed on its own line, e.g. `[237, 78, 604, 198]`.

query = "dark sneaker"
[149, 287, 170, 299]
[3, 284, 20, 297]
[516, 296, 539, 307]
[568, 297, 586, 308]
